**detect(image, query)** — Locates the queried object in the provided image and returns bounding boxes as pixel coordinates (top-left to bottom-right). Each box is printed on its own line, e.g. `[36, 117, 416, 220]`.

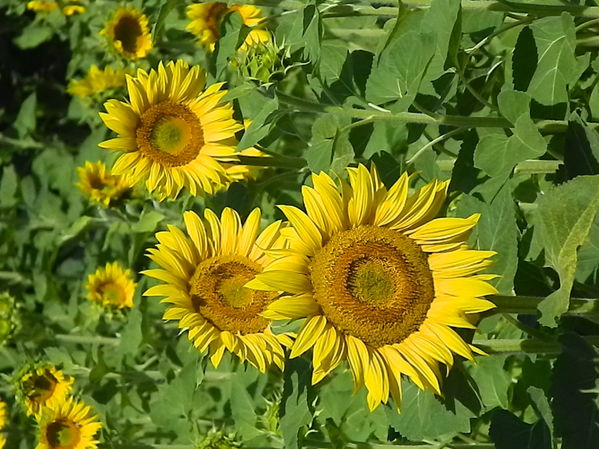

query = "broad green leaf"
[279, 358, 312, 449]
[386, 380, 471, 440]
[576, 214, 599, 283]
[131, 210, 165, 233]
[528, 387, 554, 444]
[14, 93, 37, 138]
[13, 23, 54, 49]
[118, 306, 143, 358]
[528, 13, 577, 107]
[468, 356, 511, 410]
[0, 165, 18, 208]
[532, 175, 599, 326]
[230, 370, 262, 441]
[238, 97, 278, 150]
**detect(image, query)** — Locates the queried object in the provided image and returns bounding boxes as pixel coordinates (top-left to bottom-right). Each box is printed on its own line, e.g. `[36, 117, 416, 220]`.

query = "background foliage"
[1, 0, 599, 448]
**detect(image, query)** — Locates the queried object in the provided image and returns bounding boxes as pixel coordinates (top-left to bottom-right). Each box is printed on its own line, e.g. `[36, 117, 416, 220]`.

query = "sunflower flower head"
[186, 2, 265, 51]
[143, 208, 288, 372]
[36, 397, 102, 449]
[27, 1, 85, 15]
[77, 161, 132, 207]
[16, 364, 74, 417]
[86, 262, 136, 309]
[250, 164, 497, 411]
[102, 7, 152, 60]
[99, 59, 243, 200]
[67, 66, 129, 99]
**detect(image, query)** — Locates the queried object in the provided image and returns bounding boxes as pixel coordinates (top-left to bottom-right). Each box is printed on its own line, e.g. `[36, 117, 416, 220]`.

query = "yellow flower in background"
[17, 366, 73, 417]
[186, 2, 266, 50]
[86, 262, 136, 309]
[67, 66, 129, 99]
[99, 60, 243, 199]
[77, 161, 132, 207]
[102, 7, 152, 60]
[0, 400, 6, 428]
[36, 398, 101, 449]
[225, 147, 268, 182]
[249, 164, 497, 411]
[143, 208, 290, 372]
[26, 1, 85, 15]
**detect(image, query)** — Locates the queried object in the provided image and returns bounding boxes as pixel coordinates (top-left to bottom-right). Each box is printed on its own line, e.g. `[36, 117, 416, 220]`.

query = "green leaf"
[528, 387, 554, 444]
[238, 97, 279, 150]
[305, 113, 352, 173]
[131, 210, 165, 233]
[13, 23, 54, 49]
[229, 369, 261, 441]
[528, 13, 577, 106]
[117, 306, 143, 357]
[468, 356, 511, 410]
[489, 409, 551, 449]
[475, 92, 546, 176]
[14, 93, 37, 138]
[0, 165, 18, 208]
[386, 380, 471, 440]
[532, 175, 599, 326]
[365, 31, 436, 107]
[512, 26, 538, 92]
[279, 358, 312, 449]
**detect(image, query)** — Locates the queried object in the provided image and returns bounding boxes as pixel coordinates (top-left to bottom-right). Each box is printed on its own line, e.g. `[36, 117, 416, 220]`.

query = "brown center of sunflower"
[189, 255, 276, 334]
[310, 225, 434, 348]
[136, 102, 204, 167]
[46, 419, 81, 449]
[114, 15, 142, 54]
[26, 370, 58, 404]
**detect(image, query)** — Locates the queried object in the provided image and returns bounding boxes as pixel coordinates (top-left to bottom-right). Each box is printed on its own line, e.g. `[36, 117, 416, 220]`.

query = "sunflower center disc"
[114, 16, 142, 53]
[46, 419, 81, 449]
[28, 371, 57, 403]
[136, 102, 204, 167]
[100, 282, 124, 305]
[310, 225, 435, 348]
[189, 255, 276, 334]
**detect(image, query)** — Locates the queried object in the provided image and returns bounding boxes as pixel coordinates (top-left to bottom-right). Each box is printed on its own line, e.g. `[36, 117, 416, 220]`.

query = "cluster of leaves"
[1, 0, 599, 448]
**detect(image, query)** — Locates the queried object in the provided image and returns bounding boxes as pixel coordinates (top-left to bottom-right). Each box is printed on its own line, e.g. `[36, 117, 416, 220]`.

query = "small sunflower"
[26, 1, 85, 15]
[102, 7, 152, 60]
[99, 59, 243, 199]
[86, 262, 136, 309]
[36, 397, 101, 449]
[186, 2, 266, 50]
[68, 66, 129, 99]
[17, 366, 73, 417]
[250, 164, 497, 411]
[77, 161, 132, 207]
[0, 400, 6, 428]
[143, 208, 289, 372]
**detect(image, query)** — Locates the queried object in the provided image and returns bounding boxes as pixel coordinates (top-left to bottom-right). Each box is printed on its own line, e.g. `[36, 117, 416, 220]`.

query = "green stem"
[490, 295, 599, 316]
[472, 336, 599, 354]
[436, 159, 560, 174]
[55, 334, 120, 345]
[303, 440, 495, 449]
[406, 128, 466, 165]
[235, 154, 307, 169]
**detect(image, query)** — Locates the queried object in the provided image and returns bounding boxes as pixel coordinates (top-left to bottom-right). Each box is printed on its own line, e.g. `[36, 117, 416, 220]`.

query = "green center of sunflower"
[114, 15, 142, 54]
[136, 102, 204, 167]
[310, 225, 434, 348]
[189, 255, 277, 334]
[46, 419, 80, 449]
[100, 282, 125, 305]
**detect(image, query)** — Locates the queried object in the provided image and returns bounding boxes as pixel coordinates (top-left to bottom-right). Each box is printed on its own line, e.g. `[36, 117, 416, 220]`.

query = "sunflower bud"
[233, 32, 291, 86]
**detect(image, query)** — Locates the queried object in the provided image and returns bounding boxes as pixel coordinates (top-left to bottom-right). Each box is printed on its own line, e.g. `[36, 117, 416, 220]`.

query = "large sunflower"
[186, 2, 267, 50]
[99, 60, 243, 199]
[36, 397, 101, 449]
[249, 164, 497, 411]
[17, 366, 74, 417]
[102, 7, 152, 60]
[143, 208, 289, 372]
[86, 262, 136, 309]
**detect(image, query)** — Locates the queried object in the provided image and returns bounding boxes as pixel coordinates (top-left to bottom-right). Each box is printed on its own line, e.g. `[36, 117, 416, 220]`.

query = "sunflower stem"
[55, 334, 120, 345]
[490, 295, 599, 316]
[472, 336, 599, 354]
[435, 159, 560, 174]
[235, 154, 307, 169]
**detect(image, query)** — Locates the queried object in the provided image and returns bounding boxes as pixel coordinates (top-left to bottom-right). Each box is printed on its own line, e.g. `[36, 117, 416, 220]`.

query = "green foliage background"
[1, 0, 599, 448]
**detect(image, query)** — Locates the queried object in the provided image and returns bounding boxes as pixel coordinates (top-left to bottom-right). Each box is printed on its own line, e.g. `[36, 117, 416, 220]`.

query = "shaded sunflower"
[143, 208, 290, 372]
[102, 7, 152, 60]
[99, 60, 243, 199]
[186, 2, 266, 50]
[77, 161, 132, 207]
[249, 164, 497, 411]
[67, 66, 129, 99]
[26, 1, 85, 15]
[86, 262, 136, 309]
[36, 397, 101, 449]
[17, 366, 73, 417]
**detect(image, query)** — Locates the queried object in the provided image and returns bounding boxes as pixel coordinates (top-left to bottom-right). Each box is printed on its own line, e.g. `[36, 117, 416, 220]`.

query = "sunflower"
[0, 400, 6, 428]
[77, 161, 132, 207]
[249, 164, 497, 411]
[99, 60, 243, 199]
[26, 1, 85, 15]
[186, 2, 265, 50]
[86, 262, 136, 309]
[143, 208, 290, 372]
[36, 397, 101, 449]
[17, 366, 74, 417]
[68, 66, 129, 99]
[102, 7, 152, 60]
